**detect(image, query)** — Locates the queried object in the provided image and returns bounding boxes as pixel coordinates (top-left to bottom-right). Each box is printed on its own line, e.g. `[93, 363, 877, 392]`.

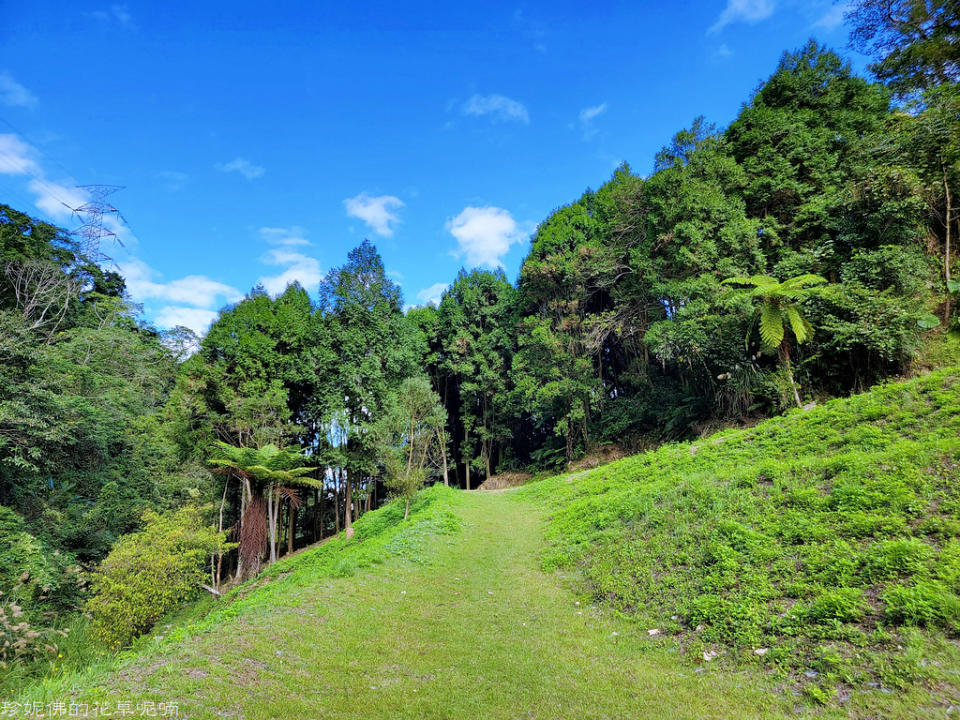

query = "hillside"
[520, 366, 960, 704]
[15, 368, 960, 718]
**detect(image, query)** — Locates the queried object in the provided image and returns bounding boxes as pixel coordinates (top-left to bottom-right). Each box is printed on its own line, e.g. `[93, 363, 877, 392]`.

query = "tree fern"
[723, 273, 827, 407]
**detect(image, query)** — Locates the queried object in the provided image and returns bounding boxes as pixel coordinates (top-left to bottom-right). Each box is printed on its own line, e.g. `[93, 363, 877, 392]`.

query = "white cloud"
[462, 94, 530, 125]
[416, 282, 448, 307]
[813, 2, 851, 30]
[258, 248, 323, 296]
[117, 256, 243, 308]
[578, 103, 607, 139]
[708, 0, 775, 33]
[447, 206, 529, 268]
[215, 157, 265, 180]
[714, 43, 734, 59]
[91, 5, 136, 29]
[0, 134, 40, 175]
[154, 306, 219, 334]
[259, 226, 311, 246]
[27, 178, 88, 222]
[157, 170, 188, 191]
[0, 72, 37, 109]
[343, 193, 404, 237]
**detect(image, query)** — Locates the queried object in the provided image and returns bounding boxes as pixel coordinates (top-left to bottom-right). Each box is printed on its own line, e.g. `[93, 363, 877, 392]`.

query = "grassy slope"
[520, 366, 960, 706]
[16, 488, 824, 719]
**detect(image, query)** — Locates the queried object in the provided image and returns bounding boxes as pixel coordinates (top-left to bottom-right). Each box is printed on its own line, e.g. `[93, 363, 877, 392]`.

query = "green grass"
[7, 368, 959, 717]
[9, 487, 828, 719]
[519, 366, 960, 705]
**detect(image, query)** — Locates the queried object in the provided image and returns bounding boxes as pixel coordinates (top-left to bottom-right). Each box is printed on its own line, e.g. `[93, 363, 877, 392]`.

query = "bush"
[0, 506, 81, 611]
[86, 506, 228, 648]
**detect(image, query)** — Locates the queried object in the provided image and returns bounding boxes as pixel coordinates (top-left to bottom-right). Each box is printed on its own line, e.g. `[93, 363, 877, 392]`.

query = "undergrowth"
[519, 367, 960, 701]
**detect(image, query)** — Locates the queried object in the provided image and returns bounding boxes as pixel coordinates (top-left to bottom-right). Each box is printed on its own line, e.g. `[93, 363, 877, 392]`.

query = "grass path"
[69, 491, 825, 719]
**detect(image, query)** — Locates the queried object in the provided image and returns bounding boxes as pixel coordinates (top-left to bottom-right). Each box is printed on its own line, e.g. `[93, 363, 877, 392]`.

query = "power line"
[0, 113, 86, 181]
[0, 115, 132, 259]
[0, 143, 77, 210]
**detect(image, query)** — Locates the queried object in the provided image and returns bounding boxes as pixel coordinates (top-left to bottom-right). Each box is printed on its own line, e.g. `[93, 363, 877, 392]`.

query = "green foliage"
[207, 442, 318, 488]
[722, 274, 826, 349]
[376, 376, 446, 515]
[883, 581, 960, 630]
[4, 19, 960, 700]
[437, 268, 515, 480]
[848, 0, 960, 97]
[87, 507, 229, 648]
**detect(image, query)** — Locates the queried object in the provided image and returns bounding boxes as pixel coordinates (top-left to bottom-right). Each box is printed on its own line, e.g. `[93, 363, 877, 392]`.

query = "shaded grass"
[519, 367, 960, 704]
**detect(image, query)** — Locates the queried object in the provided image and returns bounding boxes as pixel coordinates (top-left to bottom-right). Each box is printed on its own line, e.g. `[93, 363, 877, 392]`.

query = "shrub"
[0, 506, 80, 611]
[87, 507, 229, 648]
[802, 588, 868, 624]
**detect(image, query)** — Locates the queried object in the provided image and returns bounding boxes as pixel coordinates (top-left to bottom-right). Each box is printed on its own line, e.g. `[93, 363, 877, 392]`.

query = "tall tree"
[207, 442, 318, 575]
[320, 240, 421, 529]
[376, 376, 446, 519]
[438, 269, 514, 484]
[847, 0, 960, 97]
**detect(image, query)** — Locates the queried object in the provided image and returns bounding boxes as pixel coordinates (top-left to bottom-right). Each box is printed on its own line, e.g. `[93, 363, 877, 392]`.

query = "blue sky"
[0, 0, 864, 333]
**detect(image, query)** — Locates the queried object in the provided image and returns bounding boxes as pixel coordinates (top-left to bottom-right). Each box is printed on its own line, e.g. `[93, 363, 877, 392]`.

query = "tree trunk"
[344, 469, 353, 532]
[267, 488, 277, 564]
[943, 157, 953, 285]
[404, 497, 410, 520]
[313, 488, 320, 542]
[334, 470, 340, 535]
[440, 431, 449, 486]
[464, 426, 471, 490]
[287, 499, 295, 555]
[780, 341, 802, 408]
[214, 476, 229, 592]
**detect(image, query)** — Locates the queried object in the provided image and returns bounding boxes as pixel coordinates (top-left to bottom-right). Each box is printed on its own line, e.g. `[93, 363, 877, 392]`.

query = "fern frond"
[758, 302, 785, 349]
[748, 274, 779, 288]
[784, 305, 813, 343]
[781, 273, 826, 289]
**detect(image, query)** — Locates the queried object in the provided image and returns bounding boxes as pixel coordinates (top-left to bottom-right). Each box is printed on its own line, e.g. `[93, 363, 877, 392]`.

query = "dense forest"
[1, 0, 958, 680]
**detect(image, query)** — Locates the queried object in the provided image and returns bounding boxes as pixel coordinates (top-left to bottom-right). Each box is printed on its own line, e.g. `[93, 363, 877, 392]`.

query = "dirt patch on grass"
[566, 445, 628, 472]
[478, 472, 533, 491]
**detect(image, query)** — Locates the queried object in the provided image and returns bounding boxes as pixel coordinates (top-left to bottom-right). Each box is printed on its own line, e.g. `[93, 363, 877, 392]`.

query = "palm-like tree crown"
[207, 442, 320, 489]
[722, 274, 827, 350]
